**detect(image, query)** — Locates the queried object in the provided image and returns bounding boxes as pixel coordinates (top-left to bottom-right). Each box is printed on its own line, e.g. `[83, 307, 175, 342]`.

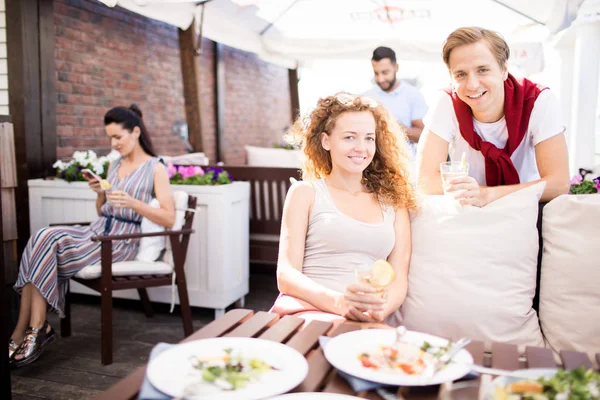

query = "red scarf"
[444, 73, 546, 186]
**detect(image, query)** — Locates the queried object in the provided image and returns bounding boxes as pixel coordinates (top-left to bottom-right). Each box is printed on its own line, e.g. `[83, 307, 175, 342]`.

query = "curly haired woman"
[270, 92, 416, 326]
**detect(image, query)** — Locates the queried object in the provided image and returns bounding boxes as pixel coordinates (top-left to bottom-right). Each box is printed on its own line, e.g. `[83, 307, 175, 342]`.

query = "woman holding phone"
[9, 104, 175, 367]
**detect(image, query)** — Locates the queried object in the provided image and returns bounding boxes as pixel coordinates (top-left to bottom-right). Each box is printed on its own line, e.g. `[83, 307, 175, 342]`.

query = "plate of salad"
[488, 367, 600, 400]
[146, 337, 308, 399]
[323, 329, 473, 386]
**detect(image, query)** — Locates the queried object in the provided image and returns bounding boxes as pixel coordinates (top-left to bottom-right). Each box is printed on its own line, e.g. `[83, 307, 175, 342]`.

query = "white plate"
[146, 337, 309, 399]
[268, 394, 362, 399]
[485, 368, 558, 400]
[323, 329, 474, 386]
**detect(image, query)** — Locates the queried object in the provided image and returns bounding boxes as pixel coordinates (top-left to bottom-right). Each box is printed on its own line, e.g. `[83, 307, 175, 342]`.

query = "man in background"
[364, 46, 428, 161]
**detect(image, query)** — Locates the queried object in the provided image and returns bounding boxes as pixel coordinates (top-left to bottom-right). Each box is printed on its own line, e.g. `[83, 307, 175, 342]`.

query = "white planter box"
[28, 179, 250, 318]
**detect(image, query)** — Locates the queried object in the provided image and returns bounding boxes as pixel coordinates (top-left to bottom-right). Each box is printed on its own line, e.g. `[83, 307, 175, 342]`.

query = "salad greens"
[192, 348, 275, 391]
[420, 341, 452, 358]
[495, 367, 600, 400]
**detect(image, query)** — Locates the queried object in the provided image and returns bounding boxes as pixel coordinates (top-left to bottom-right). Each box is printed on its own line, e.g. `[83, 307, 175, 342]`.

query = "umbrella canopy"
[98, 0, 583, 67]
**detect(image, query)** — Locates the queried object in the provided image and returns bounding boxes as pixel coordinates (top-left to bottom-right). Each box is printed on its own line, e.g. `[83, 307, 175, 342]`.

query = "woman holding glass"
[271, 92, 416, 325]
[9, 104, 175, 367]
[417, 27, 569, 206]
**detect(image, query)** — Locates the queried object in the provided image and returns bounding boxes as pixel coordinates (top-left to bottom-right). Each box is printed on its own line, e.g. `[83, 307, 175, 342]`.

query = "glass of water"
[440, 161, 469, 195]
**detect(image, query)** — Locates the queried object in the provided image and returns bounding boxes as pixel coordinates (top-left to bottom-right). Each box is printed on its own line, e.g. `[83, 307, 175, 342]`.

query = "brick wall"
[54, 0, 291, 164]
[55, 0, 189, 158]
[221, 45, 291, 164]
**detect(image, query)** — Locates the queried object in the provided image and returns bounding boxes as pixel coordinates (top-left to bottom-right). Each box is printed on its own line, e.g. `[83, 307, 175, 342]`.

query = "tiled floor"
[9, 268, 279, 400]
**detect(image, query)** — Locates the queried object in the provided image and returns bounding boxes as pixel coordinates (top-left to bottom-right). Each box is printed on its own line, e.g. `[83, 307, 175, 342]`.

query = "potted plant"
[569, 168, 600, 194]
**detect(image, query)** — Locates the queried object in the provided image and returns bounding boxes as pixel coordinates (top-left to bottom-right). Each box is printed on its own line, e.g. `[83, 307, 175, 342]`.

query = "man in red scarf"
[417, 27, 569, 206]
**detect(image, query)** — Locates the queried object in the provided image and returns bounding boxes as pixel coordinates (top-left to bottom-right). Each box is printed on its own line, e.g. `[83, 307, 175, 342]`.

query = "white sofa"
[390, 184, 599, 365]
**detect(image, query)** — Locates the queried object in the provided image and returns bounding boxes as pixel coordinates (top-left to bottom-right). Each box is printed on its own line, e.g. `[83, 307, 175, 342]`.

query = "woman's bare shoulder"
[286, 180, 316, 206]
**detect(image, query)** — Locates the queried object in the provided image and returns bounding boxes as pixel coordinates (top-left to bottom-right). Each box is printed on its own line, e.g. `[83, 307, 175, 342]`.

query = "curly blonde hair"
[286, 92, 416, 211]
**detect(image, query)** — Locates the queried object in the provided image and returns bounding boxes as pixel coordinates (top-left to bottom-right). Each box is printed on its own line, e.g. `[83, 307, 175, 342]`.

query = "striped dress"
[14, 157, 161, 318]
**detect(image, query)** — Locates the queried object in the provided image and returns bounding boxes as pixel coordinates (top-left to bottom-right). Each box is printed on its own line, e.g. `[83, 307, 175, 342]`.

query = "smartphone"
[81, 168, 101, 182]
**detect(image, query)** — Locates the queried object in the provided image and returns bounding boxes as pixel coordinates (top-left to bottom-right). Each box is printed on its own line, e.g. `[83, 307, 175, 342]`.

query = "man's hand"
[445, 176, 489, 207]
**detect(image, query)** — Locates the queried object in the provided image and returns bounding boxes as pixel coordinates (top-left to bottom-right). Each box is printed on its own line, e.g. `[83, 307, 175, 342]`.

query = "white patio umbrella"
[97, 0, 598, 172]
[97, 0, 583, 68]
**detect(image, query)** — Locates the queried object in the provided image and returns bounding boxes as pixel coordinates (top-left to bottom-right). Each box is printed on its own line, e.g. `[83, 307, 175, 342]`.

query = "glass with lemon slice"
[356, 259, 395, 297]
[100, 179, 112, 191]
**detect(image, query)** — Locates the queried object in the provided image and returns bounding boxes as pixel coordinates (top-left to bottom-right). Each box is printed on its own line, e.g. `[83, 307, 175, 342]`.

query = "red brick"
[54, 0, 289, 159]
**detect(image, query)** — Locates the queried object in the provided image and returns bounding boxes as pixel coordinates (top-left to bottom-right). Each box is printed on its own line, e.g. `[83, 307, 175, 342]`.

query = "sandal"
[11, 321, 56, 368]
[8, 339, 19, 359]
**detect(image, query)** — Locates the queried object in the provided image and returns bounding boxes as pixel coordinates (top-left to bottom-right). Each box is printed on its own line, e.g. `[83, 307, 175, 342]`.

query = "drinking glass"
[440, 161, 469, 195]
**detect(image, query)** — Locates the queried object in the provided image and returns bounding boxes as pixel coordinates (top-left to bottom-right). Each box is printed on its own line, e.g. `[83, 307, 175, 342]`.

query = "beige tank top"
[302, 179, 396, 293]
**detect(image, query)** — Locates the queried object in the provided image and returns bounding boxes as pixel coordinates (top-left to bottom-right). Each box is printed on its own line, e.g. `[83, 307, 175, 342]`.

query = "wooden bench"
[213, 166, 301, 265]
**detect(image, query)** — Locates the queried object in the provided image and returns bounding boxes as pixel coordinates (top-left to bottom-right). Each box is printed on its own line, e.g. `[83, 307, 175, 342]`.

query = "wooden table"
[94, 309, 600, 400]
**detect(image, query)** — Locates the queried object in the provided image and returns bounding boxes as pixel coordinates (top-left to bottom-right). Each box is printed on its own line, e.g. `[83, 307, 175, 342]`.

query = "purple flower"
[594, 178, 600, 191]
[205, 167, 233, 182]
[570, 174, 583, 185]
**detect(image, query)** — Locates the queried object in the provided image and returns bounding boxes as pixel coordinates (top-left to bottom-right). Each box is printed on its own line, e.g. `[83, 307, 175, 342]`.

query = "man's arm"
[403, 119, 424, 143]
[449, 133, 570, 206]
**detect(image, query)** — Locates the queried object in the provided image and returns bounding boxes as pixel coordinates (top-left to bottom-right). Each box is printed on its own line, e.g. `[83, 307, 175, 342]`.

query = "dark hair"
[104, 104, 156, 157]
[372, 46, 397, 64]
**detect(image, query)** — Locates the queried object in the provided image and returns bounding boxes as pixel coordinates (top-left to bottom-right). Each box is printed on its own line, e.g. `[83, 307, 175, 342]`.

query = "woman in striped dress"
[9, 104, 176, 367]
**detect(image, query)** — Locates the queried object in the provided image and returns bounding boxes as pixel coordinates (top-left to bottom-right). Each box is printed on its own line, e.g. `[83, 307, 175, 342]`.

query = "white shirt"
[364, 81, 429, 159]
[421, 89, 564, 185]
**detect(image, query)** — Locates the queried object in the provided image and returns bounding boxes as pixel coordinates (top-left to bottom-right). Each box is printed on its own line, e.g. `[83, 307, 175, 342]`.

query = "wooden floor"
[9, 268, 279, 400]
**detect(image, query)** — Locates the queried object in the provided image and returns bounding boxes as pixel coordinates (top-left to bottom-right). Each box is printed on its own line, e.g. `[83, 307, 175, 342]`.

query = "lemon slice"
[367, 259, 395, 287]
[100, 179, 112, 190]
[460, 152, 467, 171]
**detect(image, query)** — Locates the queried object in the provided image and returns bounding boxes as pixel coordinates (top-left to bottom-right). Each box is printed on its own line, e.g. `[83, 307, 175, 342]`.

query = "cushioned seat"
[75, 260, 173, 279]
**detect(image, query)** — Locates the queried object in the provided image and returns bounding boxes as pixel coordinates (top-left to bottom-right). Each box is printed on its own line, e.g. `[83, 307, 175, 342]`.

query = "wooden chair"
[60, 194, 197, 365]
[212, 166, 301, 264]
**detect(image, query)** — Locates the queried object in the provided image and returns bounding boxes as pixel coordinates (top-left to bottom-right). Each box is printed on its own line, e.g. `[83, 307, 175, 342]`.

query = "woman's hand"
[106, 190, 139, 210]
[87, 177, 104, 195]
[445, 176, 489, 207]
[343, 282, 386, 322]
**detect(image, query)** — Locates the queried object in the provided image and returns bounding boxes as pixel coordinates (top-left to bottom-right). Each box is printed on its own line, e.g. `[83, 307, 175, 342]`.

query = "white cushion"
[161, 152, 209, 166]
[75, 261, 173, 279]
[391, 182, 546, 348]
[539, 194, 600, 364]
[135, 198, 166, 262]
[162, 191, 190, 267]
[245, 145, 303, 168]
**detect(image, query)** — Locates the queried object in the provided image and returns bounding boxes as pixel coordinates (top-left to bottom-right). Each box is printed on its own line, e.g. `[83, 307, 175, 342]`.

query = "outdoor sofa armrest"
[91, 229, 194, 242]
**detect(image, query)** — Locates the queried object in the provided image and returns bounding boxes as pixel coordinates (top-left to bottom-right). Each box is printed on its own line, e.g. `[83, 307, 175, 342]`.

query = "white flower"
[52, 160, 67, 170]
[72, 151, 86, 163]
[91, 161, 104, 175]
[87, 150, 98, 162]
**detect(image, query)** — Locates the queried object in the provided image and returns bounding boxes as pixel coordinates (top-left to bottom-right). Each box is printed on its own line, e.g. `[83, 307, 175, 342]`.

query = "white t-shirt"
[421, 89, 564, 185]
